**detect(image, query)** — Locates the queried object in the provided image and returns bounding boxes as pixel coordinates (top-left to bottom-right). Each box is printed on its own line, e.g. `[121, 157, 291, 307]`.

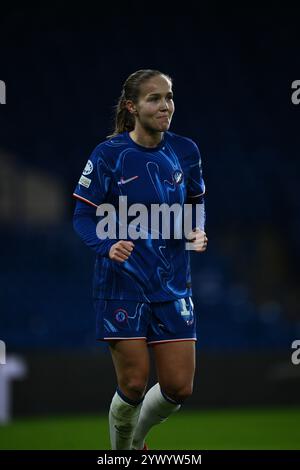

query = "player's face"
[133, 75, 174, 133]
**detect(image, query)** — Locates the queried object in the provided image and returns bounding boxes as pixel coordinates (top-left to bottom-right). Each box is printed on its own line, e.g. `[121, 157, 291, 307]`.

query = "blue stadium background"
[0, 7, 299, 360]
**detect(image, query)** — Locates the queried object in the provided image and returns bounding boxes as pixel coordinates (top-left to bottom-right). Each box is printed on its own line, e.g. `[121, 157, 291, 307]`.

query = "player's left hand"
[187, 228, 208, 252]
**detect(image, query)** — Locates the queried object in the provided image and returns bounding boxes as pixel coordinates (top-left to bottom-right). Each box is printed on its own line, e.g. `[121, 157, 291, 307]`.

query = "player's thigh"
[152, 340, 196, 392]
[109, 339, 150, 388]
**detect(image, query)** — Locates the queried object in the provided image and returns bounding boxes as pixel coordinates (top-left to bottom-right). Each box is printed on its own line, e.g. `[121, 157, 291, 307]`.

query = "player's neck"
[129, 129, 163, 148]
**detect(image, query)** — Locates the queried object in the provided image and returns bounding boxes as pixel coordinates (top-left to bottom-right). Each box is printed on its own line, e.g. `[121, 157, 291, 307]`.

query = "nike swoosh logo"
[117, 175, 139, 185]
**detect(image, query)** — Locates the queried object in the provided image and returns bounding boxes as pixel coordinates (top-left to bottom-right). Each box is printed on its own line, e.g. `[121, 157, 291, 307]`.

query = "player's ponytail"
[107, 89, 135, 138]
[107, 69, 172, 139]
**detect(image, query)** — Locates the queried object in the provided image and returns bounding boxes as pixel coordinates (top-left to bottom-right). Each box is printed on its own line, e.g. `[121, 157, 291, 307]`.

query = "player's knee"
[120, 377, 148, 401]
[164, 384, 193, 404]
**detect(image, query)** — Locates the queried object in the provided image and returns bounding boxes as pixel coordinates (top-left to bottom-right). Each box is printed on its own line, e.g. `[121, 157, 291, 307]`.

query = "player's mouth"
[157, 115, 170, 122]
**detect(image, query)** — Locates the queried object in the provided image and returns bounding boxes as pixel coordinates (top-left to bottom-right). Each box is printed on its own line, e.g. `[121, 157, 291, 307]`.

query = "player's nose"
[159, 98, 169, 111]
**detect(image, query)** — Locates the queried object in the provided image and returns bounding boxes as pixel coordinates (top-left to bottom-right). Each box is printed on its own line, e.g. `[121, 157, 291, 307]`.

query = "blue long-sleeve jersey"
[73, 130, 205, 301]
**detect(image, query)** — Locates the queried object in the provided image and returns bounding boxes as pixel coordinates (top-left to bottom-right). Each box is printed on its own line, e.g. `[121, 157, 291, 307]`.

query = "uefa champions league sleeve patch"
[82, 159, 94, 175]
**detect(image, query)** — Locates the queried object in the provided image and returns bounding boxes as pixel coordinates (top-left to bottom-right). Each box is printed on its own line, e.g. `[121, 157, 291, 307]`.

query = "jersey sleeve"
[186, 141, 206, 231]
[73, 199, 116, 258]
[186, 141, 206, 202]
[72, 146, 115, 258]
[73, 146, 112, 208]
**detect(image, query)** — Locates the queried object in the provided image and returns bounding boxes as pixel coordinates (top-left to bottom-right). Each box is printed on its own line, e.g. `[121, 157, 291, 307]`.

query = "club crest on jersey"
[114, 309, 128, 323]
[83, 160, 93, 175]
[173, 169, 184, 185]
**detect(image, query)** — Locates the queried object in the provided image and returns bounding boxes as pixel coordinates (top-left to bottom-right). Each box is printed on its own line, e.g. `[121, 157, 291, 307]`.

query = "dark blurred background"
[0, 4, 300, 418]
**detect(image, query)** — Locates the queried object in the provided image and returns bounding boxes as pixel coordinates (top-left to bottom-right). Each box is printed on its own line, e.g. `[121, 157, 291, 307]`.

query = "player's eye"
[147, 95, 173, 102]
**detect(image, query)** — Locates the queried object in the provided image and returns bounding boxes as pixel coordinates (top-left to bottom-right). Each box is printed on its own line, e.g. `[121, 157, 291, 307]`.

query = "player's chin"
[156, 121, 171, 131]
[195, 246, 207, 252]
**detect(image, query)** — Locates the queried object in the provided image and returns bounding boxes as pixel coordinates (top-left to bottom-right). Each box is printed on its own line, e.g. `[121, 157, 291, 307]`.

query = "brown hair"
[107, 69, 172, 139]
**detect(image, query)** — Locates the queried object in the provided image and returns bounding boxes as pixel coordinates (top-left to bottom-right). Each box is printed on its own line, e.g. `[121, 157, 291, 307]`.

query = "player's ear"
[125, 100, 137, 115]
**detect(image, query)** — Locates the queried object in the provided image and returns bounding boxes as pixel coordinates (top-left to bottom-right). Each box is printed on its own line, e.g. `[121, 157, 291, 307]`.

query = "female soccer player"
[73, 69, 208, 450]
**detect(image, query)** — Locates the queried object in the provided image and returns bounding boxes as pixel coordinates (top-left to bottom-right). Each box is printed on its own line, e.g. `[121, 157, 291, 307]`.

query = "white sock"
[132, 382, 181, 450]
[109, 389, 143, 450]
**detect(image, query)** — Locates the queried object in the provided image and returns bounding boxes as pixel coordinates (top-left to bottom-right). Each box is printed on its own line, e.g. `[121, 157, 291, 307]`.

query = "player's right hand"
[109, 240, 135, 263]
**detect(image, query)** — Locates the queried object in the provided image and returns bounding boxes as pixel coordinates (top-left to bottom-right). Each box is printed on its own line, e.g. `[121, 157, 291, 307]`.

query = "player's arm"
[73, 201, 134, 261]
[185, 141, 208, 252]
[72, 148, 134, 262]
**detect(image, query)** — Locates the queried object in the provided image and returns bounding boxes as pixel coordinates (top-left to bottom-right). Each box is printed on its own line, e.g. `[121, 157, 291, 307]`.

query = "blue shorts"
[94, 297, 197, 345]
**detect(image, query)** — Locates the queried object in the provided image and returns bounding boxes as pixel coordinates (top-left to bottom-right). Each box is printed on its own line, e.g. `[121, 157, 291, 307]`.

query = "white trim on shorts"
[103, 337, 147, 341]
[147, 338, 197, 345]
